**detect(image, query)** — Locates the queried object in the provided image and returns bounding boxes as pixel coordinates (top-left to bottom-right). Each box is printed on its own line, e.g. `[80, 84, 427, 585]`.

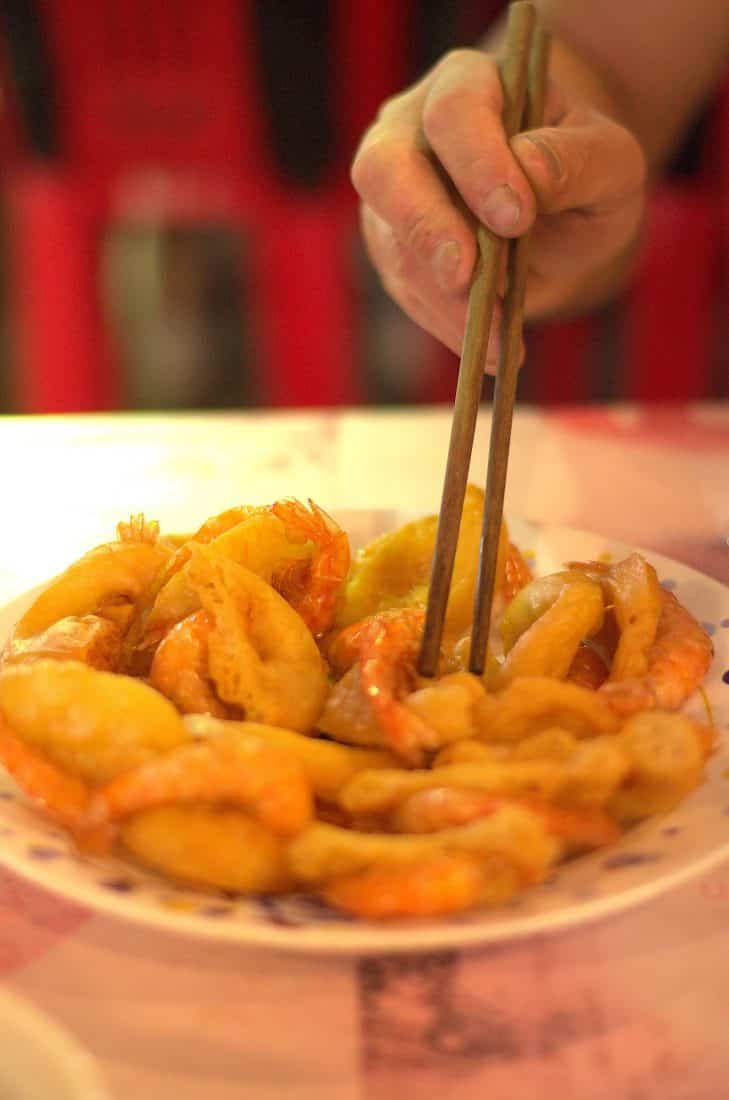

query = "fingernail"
[520, 136, 563, 185]
[432, 240, 461, 290]
[481, 184, 521, 235]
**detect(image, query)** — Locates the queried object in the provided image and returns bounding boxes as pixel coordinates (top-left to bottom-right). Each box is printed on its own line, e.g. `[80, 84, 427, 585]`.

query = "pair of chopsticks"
[418, 2, 550, 678]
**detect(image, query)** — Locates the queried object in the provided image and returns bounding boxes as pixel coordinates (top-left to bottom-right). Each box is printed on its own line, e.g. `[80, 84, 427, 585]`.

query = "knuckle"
[401, 208, 442, 261]
[422, 84, 472, 144]
[433, 47, 488, 78]
[365, 212, 418, 284]
[424, 53, 500, 145]
[350, 133, 402, 199]
[384, 235, 412, 283]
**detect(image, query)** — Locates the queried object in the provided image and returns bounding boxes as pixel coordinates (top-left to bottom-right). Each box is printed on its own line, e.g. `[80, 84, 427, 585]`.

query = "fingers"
[511, 107, 646, 216]
[352, 48, 539, 369]
[361, 206, 504, 370]
[352, 49, 540, 297]
[352, 90, 477, 295]
[421, 50, 537, 236]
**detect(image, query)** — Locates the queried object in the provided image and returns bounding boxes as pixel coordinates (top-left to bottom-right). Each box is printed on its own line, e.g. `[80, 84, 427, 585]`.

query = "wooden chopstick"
[469, 23, 551, 675]
[418, 1, 539, 677]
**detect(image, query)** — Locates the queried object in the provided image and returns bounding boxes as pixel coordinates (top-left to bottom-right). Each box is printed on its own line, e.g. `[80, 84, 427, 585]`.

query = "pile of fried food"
[0, 486, 715, 920]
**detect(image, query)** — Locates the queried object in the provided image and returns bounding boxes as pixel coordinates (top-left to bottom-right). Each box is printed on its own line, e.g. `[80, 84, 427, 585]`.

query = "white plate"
[0, 512, 727, 955]
[0, 988, 109, 1100]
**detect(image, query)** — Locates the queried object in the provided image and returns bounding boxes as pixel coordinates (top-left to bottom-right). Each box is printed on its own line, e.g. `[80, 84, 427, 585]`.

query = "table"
[0, 403, 727, 1099]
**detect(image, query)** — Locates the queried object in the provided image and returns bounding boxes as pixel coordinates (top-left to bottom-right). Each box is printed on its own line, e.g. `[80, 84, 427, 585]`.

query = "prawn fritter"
[2, 615, 123, 671]
[390, 789, 619, 852]
[13, 540, 172, 641]
[121, 806, 292, 893]
[136, 506, 311, 649]
[323, 854, 490, 918]
[475, 676, 620, 743]
[0, 715, 91, 833]
[270, 498, 350, 635]
[600, 590, 714, 716]
[0, 659, 187, 782]
[568, 555, 663, 681]
[185, 550, 328, 731]
[336, 484, 529, 636]
[288, 811, 559, 889]
[497, 578, 604, 684]
[316, 663, 386, 748]
[404, 672, 486, 743]
[149, 610, 230, 718]
[184, 715, 398, 802]
[604, 555, 664, 681]
[138, 499, 348, 648]
[87, 731, 312, 837]
[609, 711, 711, 820]
[318, 608, 439, 764]
[337, 760, 565, 816]
[499, 570, 591, 654]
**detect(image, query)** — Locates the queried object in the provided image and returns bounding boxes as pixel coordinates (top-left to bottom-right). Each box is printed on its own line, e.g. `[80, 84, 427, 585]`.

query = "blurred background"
[0, 0, 727, 415]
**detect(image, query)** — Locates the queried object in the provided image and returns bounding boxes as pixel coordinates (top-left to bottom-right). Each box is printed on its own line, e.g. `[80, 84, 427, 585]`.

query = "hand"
[351, 48, 646, 368]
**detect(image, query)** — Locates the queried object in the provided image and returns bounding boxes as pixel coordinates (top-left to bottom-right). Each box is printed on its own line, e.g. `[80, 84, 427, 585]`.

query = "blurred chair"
[0, 0, 420, 411]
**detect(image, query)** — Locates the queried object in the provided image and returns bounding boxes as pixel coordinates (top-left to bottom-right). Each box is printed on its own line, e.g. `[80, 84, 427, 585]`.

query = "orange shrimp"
[2, 615, 123, 672]
[322, 853, 485, 919]
[356, 609, 443, 765]
[0, 717, 112, 852]
[271, 498, 350, 636]
[156, 507, 254, 584]
[566, 644, 609, 691]
[121, 507, 257, 658]
[149, 610, 230, 718]
[391, 787, 619, 851]
[320, 608, 442, 763]
[599, 589, 714, 715]
[116, 514, 161, 545]
[323, 608, 408, 676]
[502, 541, 533, 604]
[85, 734, 313, 837]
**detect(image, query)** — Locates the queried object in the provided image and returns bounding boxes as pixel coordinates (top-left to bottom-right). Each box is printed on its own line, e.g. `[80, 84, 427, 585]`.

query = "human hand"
[351, 48, 646, 368]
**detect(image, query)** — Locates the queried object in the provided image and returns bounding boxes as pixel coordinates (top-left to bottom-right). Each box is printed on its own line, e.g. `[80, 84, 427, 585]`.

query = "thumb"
[511, 109, 645, 216]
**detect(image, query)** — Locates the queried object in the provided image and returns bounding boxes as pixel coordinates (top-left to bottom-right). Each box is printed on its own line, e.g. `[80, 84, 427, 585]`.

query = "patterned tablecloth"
[0, 403, 727, 1099]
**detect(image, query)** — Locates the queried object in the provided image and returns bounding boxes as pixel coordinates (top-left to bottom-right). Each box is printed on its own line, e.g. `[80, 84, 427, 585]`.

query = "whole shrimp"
[501, 541, 534, 605]
[0, 658, 188, 782]
[271, 498, 350, 635]
[2, 615, 123, 672]
[13, 539, 172, 641]
[391, 788, 620, 852]
[566, 557, 713, 714]
[182, 547, 329, 731]
[149, 609, 230, 718]
[0, 717, 112, 852]
[599, 589, 714, 715]
[319, 608, 441, 765]
[134, 498, 349, 653]
[85, 731, 312, 838]
[322, 853, 487, 919]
